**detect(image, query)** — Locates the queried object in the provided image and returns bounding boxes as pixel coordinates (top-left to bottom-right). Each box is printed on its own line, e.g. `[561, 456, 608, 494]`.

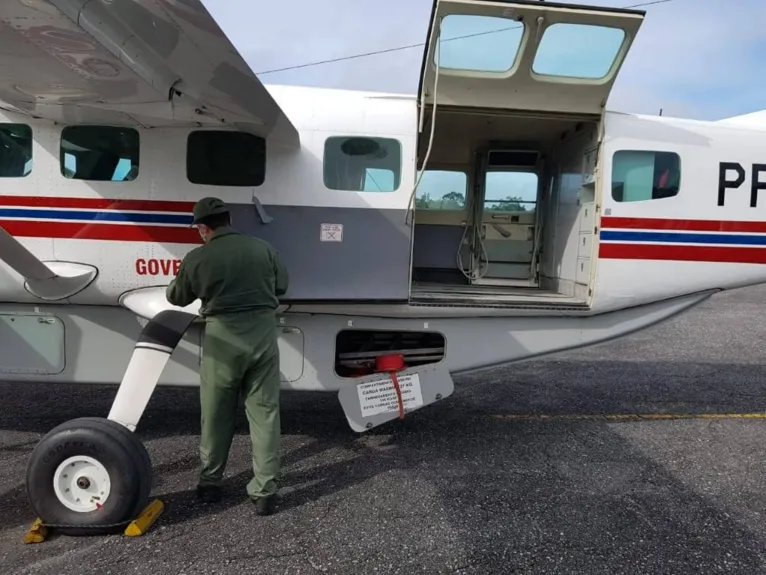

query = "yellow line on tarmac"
[491, 413, 766, 422]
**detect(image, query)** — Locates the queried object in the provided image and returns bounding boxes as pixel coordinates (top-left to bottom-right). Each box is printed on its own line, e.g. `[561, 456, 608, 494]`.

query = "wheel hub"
[53, 455, 111, 513]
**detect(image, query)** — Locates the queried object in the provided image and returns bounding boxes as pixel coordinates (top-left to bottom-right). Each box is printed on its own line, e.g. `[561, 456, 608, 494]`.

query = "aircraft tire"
[25, 417, 152, 535]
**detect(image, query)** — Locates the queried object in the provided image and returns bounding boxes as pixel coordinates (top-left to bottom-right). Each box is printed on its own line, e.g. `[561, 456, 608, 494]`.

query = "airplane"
[0, 0, 762, 535]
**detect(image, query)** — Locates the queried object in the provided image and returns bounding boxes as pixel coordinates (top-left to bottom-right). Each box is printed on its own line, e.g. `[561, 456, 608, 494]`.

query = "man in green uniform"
[165, 197, 289, 516]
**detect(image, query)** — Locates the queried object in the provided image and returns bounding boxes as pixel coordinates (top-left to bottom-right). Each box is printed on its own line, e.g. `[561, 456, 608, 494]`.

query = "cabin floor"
[409, 282, 586, 306]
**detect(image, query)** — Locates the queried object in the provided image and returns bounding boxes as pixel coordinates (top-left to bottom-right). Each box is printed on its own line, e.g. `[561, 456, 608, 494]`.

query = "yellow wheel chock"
[23, 519, 47, 544]
[23, 499, 165, 544]
[124, 499, 164, 537]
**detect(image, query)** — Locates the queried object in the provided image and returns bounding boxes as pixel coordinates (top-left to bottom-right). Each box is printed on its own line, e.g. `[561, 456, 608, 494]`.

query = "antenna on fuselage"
[659, 108, 663, 116]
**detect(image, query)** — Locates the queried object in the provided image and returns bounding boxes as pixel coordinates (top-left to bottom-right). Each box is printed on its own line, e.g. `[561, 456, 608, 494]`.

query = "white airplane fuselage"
[15, 0, 766, 536]
[0, 0, 765, 431]
[2, 85, 766, 392]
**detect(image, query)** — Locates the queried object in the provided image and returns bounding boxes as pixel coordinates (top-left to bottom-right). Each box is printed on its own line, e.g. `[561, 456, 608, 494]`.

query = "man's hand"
[166, 260, 197, 307]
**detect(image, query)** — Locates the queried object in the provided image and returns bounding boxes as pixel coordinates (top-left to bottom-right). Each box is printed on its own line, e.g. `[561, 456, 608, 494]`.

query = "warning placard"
[320, 223, 343, 242]
[357, 374, 424, 418]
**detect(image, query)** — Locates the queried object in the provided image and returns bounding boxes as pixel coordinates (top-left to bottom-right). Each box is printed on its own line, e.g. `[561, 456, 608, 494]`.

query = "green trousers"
[197, 310, 281, 499]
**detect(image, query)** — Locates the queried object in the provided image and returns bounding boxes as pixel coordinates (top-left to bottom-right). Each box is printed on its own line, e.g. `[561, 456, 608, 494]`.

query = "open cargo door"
[419, 0, 645, 115]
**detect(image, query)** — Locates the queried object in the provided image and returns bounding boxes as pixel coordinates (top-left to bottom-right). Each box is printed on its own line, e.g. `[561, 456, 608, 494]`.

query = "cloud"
[205, 0, 766, 120]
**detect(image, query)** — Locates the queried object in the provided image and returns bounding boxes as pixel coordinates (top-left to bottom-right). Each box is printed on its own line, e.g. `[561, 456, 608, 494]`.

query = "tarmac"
[2, 285, 766, 574]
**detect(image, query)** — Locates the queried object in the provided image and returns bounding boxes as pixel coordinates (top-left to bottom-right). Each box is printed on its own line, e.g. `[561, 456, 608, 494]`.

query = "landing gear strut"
[25, 309, 198, 537]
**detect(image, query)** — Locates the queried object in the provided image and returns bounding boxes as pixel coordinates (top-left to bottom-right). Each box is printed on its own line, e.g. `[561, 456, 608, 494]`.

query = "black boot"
[196, 485, 222, 503]
[252, 494, 276, 516]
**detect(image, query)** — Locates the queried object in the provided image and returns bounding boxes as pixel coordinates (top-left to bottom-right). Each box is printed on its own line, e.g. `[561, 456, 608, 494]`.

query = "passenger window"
[435, 15, 524, 73]
[323, 136, 401, 192]
[415, 170, 467, 209]
[611, 150, 680, 202]
[61, 126, 139, 181]
[484, 171, 538, 212]
[187, 130, 265, 186]
[0, 123, 32, 177]
[533, 23, 626, 80]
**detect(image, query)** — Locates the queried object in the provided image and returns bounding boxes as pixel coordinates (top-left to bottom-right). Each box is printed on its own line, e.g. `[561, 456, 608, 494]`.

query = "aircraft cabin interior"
[406, 3, 651, 307]
[410, 109, 600, 307]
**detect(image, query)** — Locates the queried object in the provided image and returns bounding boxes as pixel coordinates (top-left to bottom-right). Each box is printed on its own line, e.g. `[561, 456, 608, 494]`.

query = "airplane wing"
[0, 0, 298, 145]
[716, 110, 766, 129]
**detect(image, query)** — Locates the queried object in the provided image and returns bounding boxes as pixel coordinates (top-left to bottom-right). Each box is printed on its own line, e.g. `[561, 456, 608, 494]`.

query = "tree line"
[415, 191, 530, 211]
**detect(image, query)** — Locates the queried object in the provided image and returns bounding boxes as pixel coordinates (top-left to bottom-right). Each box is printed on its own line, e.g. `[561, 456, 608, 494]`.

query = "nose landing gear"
[25, 417, 152, 536]
[23, 310, 198, 541]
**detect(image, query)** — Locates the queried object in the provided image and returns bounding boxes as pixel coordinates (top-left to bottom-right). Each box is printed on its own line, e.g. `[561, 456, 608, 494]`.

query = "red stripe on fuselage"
[599, 243, 766, 264]
[0, 195, 195, 212]
[602, 217, 766, 234]
[0, 220, 201, 244]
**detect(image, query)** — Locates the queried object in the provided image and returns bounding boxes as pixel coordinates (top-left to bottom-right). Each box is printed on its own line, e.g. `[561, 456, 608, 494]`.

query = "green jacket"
[166, 227, 289, 317]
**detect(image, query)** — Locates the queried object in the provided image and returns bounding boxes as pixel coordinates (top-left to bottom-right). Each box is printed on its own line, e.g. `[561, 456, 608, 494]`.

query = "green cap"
[192, 197, 229, 224]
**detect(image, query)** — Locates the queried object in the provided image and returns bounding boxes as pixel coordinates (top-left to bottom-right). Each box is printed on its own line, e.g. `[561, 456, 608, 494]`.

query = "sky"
[203, 0, 766, 121]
